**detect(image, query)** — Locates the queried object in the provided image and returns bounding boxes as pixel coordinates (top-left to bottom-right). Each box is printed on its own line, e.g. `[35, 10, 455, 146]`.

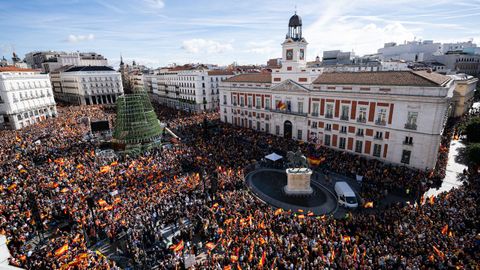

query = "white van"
[334, 181, 358, 208]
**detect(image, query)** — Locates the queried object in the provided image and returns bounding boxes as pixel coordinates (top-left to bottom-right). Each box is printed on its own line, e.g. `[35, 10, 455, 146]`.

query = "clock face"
[300, 49, 305, 60]
[286, 49, 293, 60]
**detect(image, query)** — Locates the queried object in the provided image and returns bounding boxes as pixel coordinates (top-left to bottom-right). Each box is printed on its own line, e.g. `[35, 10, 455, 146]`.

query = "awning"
[265, 152, 283, 161]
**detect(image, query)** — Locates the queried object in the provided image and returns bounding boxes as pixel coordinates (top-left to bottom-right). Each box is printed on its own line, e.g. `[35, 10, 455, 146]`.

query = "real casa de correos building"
[219, 13, 478, 170]
[0, 67, 57, 130]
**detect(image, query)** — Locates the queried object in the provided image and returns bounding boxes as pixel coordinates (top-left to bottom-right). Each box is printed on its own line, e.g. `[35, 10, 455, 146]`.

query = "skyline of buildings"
[1, 0, 480, 67]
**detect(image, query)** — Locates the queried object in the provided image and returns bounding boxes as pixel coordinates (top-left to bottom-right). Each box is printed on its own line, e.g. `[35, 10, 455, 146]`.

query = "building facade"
[219, 14, 460, 170]
[378, 40, 441, 62]
[144, 65, 234, 112]
[51, 66, 123, 105]
[0, 67, 57, 129]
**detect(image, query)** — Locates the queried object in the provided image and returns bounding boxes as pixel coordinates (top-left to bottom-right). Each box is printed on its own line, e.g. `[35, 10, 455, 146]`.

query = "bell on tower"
[287, 12, 302, 41]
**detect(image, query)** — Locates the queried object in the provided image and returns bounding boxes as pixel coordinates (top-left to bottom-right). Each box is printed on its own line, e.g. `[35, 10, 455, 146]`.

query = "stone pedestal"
[284, 168, 313, 195]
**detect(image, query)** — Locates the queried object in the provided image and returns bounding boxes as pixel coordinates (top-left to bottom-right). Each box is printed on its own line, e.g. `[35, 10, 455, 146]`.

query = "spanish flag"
[432, 245, 445, 260]
[54, 243, 69, 257]
[343, 235, 351, 243]
[98, 199, 108, 206]
[258, 251, 266, 267]
[307, 156, 325, 166]
[274, 208, 283, 216]
[7, 183, 17, 191]
[99, 165, 111, 174]
[170, 240, 184, 253]
[206, 242, 216, 251]
[110, 161, 118, 166]
[364, 202, 374, 208]
[441, 224, 448, 235]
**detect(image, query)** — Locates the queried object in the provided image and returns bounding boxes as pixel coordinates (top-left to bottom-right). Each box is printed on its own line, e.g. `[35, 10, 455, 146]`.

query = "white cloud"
[66, 34, 95, 43]
[244, 40, 279, 59]
[144, 0, 165, 9]
[181, 39, 233, 54]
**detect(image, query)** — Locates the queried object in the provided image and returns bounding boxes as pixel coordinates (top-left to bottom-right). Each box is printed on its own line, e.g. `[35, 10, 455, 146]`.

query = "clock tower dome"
[272, 12, 310, 85]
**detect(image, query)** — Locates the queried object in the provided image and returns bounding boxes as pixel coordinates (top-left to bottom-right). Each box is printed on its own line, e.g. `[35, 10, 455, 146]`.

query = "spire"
[120, 54, 124, 66]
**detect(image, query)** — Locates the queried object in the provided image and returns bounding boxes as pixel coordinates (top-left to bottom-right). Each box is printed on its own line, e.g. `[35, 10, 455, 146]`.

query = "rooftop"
[0, 66, 36, 73]
[313, 70, 451, 87]
[207, 70, 234, 76]
[64, 66, 115, 72]
[224, 73, 272, 83]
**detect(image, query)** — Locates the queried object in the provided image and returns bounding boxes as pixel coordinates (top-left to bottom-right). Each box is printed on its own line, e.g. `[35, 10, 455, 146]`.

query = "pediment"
[271, 79, 310, 93]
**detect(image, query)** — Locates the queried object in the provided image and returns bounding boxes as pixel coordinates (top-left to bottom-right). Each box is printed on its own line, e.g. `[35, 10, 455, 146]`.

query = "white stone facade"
[219, 14, 459, 170]
[144, 67, 234, 112]
[0, 67, 57, 130]
[51, 66, 123, 105]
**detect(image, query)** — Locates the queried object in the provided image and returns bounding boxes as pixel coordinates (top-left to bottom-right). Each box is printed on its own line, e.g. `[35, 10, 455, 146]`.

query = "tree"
[465, 116, 480, 143]
[467, 143, 480, 165]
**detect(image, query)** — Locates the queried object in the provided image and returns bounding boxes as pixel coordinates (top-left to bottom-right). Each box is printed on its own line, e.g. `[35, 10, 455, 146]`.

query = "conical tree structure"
[113, 87, 162, 146]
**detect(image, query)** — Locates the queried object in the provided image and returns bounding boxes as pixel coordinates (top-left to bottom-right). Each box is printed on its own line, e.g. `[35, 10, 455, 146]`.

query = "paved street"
[425, 138, 467, 197]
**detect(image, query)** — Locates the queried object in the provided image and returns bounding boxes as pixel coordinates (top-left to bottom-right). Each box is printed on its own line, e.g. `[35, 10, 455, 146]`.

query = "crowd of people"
[0, 103, 478, 269]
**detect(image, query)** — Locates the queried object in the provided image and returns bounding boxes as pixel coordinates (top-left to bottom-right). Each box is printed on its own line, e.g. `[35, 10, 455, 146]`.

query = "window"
[248, 120, 252, 128]
[298, 102, 303, 113]
[404, 136, 413, 145]
[240, 96, 245, 106]
[341, 105, 349, 120]
[275, 125, 280, 135]
[297, 129, 303, 140]
[355, 140, 363, 153]
[401, 150, 411, 164]
[373, 144, 381, 157]
[324, 134, 331, 146]
[257, 121, 260, 130]
[265, 123, 270, 133]
[265, 98, 271, 110]
[233, 96, 237, 105]
[312, 121, 317, 128]
[339, 137, 346, 149]
[325, 123, 332, 131]
[248, 96, 253, 107]
[356, 128, 364, 136]
[256, 97, 261, 109]
[312, 103, 319, 116]
[326, 104, 334, 118]
[405, 112, 418, 130]
[358, 107, 367, 122]
[224, 116, 227, 122]
[286, 100, 291, 112]
[340, 126, 347, 133]
[375, 131, 383, 140]
[376, 108, 387, 125]
[223, 95, 227, 104]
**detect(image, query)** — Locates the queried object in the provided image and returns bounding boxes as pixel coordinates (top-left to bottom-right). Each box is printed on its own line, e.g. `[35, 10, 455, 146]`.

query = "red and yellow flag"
[170, 240, 184, 253]
[441, 224, 448, 235]
[54, 244, 69, 257]
[364, 202, 374, 208]
[258, 251, 266, 267]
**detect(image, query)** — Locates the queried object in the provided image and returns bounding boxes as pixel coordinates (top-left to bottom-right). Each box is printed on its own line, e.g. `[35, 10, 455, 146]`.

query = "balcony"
[255, 106, 261, 109]
[311, 112, 319, 117]
[404, 123, 417, 130]
[340, 115, 349, 121]
[374, 135, 383, 140]
[356, 132, 364, 137]
[403, 141, 413, 146]
[340, 129, 347, 134]
[325, 113, 333, 119]
[375, 119, 387, 126]
[270, 109, 307, 117]
[325, 127, 332, 131]
[357, 117, 366, 123]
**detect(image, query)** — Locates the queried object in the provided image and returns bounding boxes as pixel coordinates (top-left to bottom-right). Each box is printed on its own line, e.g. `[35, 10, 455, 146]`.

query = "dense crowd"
[0, 104, 478, 269]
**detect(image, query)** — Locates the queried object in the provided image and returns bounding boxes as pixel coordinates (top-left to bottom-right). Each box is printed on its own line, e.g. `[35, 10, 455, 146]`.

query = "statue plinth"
[284, 168, 313, 195]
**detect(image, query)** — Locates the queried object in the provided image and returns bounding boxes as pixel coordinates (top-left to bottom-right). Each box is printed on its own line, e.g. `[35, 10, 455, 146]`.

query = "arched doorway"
[284, 120, 292, 139]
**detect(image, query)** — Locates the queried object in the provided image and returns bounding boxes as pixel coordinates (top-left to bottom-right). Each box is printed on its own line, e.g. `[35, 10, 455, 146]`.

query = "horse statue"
[286, 149, 309, 168]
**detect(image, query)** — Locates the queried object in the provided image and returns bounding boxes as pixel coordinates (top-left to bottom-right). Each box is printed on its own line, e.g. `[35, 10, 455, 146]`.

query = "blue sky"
[1, 0, 479, 68]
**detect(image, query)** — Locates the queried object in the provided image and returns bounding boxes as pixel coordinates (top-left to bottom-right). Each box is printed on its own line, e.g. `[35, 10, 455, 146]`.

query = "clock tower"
[272, 12, 311, 85]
